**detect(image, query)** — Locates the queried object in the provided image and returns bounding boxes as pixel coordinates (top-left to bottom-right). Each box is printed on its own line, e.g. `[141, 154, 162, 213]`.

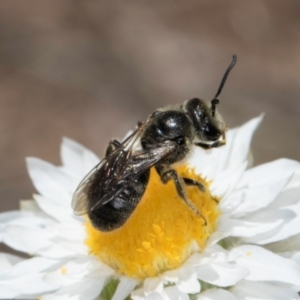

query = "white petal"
[0, 211, 28, 224]
[211, 162, 247, 199]
[145, 292, 165, 300]
[85, 256, 115, 278]
[49, 278, 105, 300]
[3, 222, 82, 258]
[112, 276, 138, 300]
[44, 257, 93, 287]
[132, 288, 168, 300]
[286, 168, 300, 190]
[226, 115, 263, 170]
[285, 252, 300, 270]
[189, 147, 216, 181]
[44, 267, 77, 287]
[211, 128, 238, 173]
[48, 238, 88, 258]
[20, 199, 42, 213]
[197, 288, 237, 300]
[164, 286, 189, 300]
[7, 257, 62, 277]
[0, 253, 24, 275]
[177, 266, 200, 294]
[199, 159, 218, 182]
[161, 268, 179, 283]
[183, 244, 230, 268]
[271, 186, 300, 210]
[196, 262, 248, 287]
[0, 273, 57, 295]
[38, 242, 85, 259]
[231, 280, 300, 300]
[205, 231, 231, 247]
[131, 288, 147, 300]
[218, 217, 283, 238]
[49, 223, 86, 242]
[266, 233, 300, 253]
[0, 211, 34, 242]
[230, 245, 300, 285]
[0, 286, 19, 299]
[34, 194, 77, 224]
[237, 158, 300, 190]
[144, 277, 164, 295]
[227, 173, 292, 216]
[200, 244, 230, 264]
[0, 211, 38, 241]
[26, 158, 73, 204]
[61, 138, 100, 178]
[3, 225, 55, 254]
[5, 215, 54, 228]
[242, 206, 300, 244]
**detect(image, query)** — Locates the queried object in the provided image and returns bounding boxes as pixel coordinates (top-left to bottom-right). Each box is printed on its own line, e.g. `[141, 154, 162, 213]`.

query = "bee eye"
[205, 126, 221, 141]
[176, 137, 185, 145]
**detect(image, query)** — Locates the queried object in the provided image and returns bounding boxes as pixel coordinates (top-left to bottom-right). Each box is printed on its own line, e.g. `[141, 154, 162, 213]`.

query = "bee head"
[184, 98, 224, 143]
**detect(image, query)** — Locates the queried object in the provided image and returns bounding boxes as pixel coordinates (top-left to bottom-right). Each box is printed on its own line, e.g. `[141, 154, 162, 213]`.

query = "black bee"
[72, 55, 237, 231]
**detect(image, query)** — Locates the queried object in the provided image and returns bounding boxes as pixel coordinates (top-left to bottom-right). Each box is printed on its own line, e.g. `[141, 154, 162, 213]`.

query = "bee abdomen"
[88, 170, 150, 231]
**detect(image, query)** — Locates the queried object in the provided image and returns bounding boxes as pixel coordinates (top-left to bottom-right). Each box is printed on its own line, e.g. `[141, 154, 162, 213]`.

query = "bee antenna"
[211, 54, 237, 117]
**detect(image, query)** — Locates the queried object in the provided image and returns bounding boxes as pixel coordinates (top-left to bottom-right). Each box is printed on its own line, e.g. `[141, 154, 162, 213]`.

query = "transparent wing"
[123, 140, 177, 178]
[89, 140, 178, 212]
[72, 123, 178, 215]
[71, 126, 145, 216]
[71, 161, 103, 215]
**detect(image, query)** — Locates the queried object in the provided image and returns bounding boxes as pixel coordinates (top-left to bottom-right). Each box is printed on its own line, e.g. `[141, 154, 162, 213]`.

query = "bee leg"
[195, 140, 226, 149]
[183, 178, 206, 192]
[156, 166, 207, 225]
[156, 166, 186, 198]
[184, 177, 219, 204]
[210, 140, 226, 148]
[194, 142, 211, 149]
[184, 178, 220, 204]
[212, 197, 219, 204]
[105, 139, 121, 157]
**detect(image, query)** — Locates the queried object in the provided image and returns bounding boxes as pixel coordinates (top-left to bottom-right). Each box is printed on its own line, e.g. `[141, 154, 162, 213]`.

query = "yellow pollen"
[246, 251, 252, 256]
[60, 266, 67, 274]
[85, 166, 220, 279]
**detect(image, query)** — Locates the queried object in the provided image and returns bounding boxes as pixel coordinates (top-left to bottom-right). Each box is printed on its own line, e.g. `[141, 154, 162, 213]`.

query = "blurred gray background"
[0, 0, 300, 214]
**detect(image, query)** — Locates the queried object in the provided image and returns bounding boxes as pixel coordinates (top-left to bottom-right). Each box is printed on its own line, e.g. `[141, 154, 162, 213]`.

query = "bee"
[72, 55, 237, 231]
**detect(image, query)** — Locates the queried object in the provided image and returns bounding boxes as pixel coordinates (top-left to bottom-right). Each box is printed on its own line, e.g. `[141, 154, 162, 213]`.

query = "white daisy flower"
[1, 115, 300, 300]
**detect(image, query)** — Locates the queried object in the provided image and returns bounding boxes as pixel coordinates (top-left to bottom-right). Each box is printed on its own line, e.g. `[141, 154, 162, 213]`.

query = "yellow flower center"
[85, 166, 220, 279]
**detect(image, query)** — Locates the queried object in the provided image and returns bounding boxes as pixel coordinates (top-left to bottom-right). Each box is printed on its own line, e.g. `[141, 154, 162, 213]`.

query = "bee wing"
[123, 140, 177, 178]
[89, 140, 178, 212]
[71, 125, 145, 216]
[71, 160, 104, 216]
